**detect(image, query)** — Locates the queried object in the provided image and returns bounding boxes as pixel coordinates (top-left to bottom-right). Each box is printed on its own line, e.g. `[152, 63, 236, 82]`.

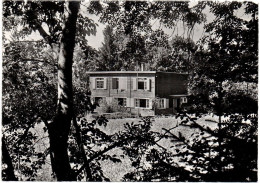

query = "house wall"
[90, 73, 156, 98]
[129, 108, 155, 116]
[89, 73, 156, 114]
[88, 72, 188, 116]
[155, 72, 188, 98]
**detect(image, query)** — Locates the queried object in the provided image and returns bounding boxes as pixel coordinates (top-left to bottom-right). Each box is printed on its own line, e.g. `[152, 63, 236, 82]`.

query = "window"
[182, 97, 187, 103]
[96, 78, 104, 89]
[138, 78, 147, 90]
[158, 99, 165, 109]
[116, 98, 127, 107]
[135, 99, 149, 108]
[112, 78, 119, 89]
[95, 97, 104, 104]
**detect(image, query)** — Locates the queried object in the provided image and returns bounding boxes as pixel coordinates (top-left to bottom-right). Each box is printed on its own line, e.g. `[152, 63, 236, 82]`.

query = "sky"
[4, 1, 253, 50]
[83, 1, 253, 49]
[84, 1, 208, 49]
[4, 1, 210, 49]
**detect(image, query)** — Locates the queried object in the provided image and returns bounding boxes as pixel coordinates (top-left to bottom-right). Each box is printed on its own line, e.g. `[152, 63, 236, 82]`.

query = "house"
[87, 71, 188, 116]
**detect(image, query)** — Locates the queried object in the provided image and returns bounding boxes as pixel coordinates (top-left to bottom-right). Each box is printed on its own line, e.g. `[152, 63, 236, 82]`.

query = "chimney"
[141, 63, 144, 71]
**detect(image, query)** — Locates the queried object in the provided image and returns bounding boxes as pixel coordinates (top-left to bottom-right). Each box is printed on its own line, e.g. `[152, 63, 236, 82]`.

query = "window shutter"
[126, 98, 131, 107]
[119, 78, 127, 90]
[92, 77, 96, 89]
[133, 78, 137, 90]
[123, 78, 127, 90]
[146, 79, 151, 91]
[148, 99, 153, 109]
[166, 99, 169, 108]
[103, 78, 107, 89]
[131, 98, 135, 107]
[112, 78, 116, 89]
[118, 78, 122, 90]
[163, 99, 167, 109]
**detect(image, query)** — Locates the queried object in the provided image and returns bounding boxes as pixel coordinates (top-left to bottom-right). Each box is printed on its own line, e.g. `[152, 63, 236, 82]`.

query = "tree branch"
[20, 58, 57, 67]
[13, 40, 45, 43]
[75, 136, 136, 177]
[34, 23, 53, 46]
[162, 128, 190, 147]
[72, 116, 93, 181]
[13, 119, 37, 148]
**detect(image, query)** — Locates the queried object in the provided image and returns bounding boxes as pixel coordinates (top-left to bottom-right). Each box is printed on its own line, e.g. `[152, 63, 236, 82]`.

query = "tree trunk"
[48, 2, 80, 181]
[2, 137, 17, 181]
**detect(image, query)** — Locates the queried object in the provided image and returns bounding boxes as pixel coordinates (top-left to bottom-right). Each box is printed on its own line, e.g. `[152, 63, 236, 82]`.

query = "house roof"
[169, 94, 189, 97]
[86, 71, 157, 74]
[86, 71, 188, 74]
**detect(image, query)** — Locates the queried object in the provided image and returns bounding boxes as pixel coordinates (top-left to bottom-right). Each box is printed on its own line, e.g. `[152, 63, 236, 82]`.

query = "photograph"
[2, 0, 258, 181]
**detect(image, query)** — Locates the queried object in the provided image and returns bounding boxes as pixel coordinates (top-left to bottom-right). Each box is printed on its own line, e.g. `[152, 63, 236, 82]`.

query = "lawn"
[32, 114, 220, 181]
[91, 114, 219, 181]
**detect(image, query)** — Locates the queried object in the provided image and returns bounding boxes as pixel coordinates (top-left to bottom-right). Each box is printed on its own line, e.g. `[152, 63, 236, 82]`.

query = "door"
[177, 98, 181, 110]
[173, 98, 180, 113]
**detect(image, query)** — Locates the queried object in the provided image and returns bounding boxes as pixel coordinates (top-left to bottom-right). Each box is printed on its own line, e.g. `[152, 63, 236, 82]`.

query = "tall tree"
[95, 25, 122, 71]
[189, 1, 258, 118]
[3, 1, 84, 180]
[87, 1, 206, 71]
[47, 2, 80, 180]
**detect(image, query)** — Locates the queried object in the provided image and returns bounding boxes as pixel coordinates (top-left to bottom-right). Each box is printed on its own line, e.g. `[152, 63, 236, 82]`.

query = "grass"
[92, 114, 219, 181]
[32, 114, 220, 181]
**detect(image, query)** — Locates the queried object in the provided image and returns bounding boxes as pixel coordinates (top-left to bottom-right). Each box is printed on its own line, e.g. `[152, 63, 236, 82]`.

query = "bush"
[99, 99, 127, 113]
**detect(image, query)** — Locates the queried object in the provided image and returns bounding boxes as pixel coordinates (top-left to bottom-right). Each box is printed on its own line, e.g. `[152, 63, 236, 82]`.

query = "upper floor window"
[96, 78, 104, 89]
[138, 78, 147, 90]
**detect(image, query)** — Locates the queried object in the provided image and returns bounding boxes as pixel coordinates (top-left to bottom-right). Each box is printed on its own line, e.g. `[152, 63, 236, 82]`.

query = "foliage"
[122, 2, 258, 181]
[66, 116, 159, 181]
[2, 0, 258, 181]
[2, 37, 57, 180]
[85, 1, 205, 72]
[147, 36, 197, 72]
[97, 99, 127, 114]
[188, 1, 258, 117]
[192, 1, 258, 83]
[3, 1, 96, 180]
[122, 114, 257, 181]
[94, 25, 125, 71]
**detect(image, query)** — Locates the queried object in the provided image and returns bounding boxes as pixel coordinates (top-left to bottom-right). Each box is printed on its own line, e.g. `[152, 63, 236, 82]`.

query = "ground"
[31, 114, 219, 181]
[88, 114, 219, 181]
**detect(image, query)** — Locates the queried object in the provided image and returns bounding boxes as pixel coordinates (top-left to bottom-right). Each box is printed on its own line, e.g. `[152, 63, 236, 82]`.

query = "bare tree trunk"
[48, 2, 80, 181]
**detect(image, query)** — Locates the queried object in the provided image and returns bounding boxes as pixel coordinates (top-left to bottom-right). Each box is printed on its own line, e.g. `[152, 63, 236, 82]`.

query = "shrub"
[99, 99, 127, 113]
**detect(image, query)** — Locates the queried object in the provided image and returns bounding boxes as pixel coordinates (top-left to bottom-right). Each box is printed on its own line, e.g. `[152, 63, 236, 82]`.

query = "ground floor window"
[116, 98, 127, 107]
[158, 99, 165, 109]
[95, 97, 104, 104]
[135, 98, 149, 108]
[182, 97, 187, 103]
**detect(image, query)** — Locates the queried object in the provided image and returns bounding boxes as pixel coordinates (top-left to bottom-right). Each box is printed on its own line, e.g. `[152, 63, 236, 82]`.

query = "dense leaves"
[84, 1, 205, 72]
[2, 0, 258, 181]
